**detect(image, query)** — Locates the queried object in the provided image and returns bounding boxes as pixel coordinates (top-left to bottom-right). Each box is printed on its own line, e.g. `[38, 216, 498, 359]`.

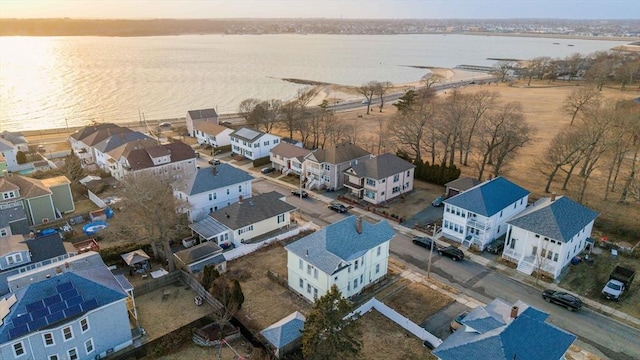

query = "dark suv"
[328, 202, 348, 213]
[412, 236, 436, 250]
[486, 238, 505, 254]
[438, 246, 464, 261]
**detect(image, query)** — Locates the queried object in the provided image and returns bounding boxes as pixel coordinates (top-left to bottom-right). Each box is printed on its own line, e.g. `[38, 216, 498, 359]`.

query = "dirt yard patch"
[385, 282, 455, 324]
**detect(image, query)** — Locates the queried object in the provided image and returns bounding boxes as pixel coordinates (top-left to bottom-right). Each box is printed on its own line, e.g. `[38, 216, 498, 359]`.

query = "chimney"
[510, 306, 519, 320]
[356, 216, 363, 234]
[212, 166, 217, 176]
[225, 212, 230, 218]
[551, 192, 557, 201]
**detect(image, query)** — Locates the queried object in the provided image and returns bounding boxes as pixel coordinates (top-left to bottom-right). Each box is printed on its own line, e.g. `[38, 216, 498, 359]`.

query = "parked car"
[261, 167, 276, 174]
[601, 265, 635, 301]
[158, 122, 171, 127]
[438, 246, 464, 261]
[542, 289, 582, 311]
[449, 311, 469, 332]
[291, 189, 309, 198]
[422, 339, 436, 350]
[431, 195, 445, 207]
[208, 159, 221, 165]
[328, 202, 348, 213]
[486, 238, 506, 254]
[412, 236, 436, 250]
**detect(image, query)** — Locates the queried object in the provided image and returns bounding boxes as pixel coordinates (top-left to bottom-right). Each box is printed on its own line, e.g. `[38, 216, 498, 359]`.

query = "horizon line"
[1, 17, 638, 21]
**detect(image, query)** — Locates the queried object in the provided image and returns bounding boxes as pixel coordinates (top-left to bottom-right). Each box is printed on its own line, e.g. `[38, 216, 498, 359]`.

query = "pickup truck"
[602, 265, 636, 301]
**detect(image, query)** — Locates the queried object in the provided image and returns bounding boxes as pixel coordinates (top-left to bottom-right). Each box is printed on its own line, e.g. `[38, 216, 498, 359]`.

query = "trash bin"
[571, 256, 581, 265]
[611, 249, 617, 259]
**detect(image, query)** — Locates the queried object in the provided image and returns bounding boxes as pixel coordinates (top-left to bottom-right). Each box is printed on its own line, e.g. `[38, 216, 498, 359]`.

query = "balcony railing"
[467, 218, 491, 231]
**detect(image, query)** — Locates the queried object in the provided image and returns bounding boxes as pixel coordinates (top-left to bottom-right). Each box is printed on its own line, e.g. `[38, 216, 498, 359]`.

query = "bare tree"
[437, 90, 469, 166]
[491, 60, 513, 82]
[238, 98, 261, 123]
[538, 129, 586, 193]
[462, 90, 499, 166]
[421, 72, 446, 91]
[375, 81, 393, 112]
[614, 58, 640, 91]
[281, 88, 320, 139]
[357, 81, 377, 115]
[209, 276, 244, 330]
[564, 53, 583, 82]
[388, 100, 438, 164]
[561, 86, 601, 126]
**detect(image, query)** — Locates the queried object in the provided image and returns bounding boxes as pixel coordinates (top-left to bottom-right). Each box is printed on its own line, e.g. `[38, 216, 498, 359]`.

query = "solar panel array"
[8, 281, 99, 340]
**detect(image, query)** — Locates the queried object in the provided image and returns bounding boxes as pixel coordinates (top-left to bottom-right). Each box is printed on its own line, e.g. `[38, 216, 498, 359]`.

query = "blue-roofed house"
[433, 298, 576, 360]
[285, 216, 395, 301]
[442, 177, 530, 250]
[229, 127, 281, 160]
[503, 195, 599, 279]
[174, 164, 254, 222]
[260, 311, 306, 359]
[0, 252, 134, 360]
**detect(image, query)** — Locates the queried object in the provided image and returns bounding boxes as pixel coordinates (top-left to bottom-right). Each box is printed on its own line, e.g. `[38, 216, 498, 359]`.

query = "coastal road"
[389, 234, 640, 360]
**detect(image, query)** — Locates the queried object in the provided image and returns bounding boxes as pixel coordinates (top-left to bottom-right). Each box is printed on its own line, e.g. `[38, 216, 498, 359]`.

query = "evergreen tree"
[301, 285, 362, 360]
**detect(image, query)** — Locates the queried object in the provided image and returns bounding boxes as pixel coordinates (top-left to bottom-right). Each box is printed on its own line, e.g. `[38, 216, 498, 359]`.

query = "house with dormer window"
[303, 143, 371, 191]
[502, 195, 599, 279]
[229, 127, 281, 160]
[343, 153, 415, 205]
[285, 216, 395, 302]
[120, 141, 198, 180]
[442, 177, 529, 250]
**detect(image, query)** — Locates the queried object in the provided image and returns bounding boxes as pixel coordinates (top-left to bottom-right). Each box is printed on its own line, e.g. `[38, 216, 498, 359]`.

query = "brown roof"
[107, 138, 159, 160]
[0, 175, 51, 199]
[194, 122, 230, 136]
[69, 123, 122, 141]
[270, 142, 311, 161]
[127, 141, 196, 171]
[81, 127, 132, 146]
[307, 142, 371, 165]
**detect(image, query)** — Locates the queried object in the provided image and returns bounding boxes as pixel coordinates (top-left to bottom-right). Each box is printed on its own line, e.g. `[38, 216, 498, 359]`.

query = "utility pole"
[427, 224, 439, 279]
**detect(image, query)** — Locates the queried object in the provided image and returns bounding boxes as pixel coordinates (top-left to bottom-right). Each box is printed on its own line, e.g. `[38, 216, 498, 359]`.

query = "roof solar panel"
[25, 300, 45, 312]
[12, 314, 31, 327]
[44, 294, 62, 306]
[31, 307, 50, 320]
[27, 317, 48, 331]
[9, 324, 29, 339]
[49, 301, 66, 313]
[66, 296, 83, 307]
[63, 305, 82, 319]
[56, 282, 74, 293]
[80, 299, 99, 312]
[46, 311, 65, 325]
[60, 289, 79, 300]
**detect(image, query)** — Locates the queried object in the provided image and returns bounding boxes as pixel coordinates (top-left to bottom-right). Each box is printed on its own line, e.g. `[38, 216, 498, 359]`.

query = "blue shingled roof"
[186, 164, 254, 195]
[433, 299, 575, 360]
[507, 196, 599, 243]
[260, 311, 305, 349]
[285, 216, 395, 275]
[0, 271, 127, 343]
[444, 177, 530, 217]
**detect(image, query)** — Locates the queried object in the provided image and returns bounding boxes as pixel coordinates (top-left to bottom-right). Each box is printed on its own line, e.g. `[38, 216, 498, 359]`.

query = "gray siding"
[50, 184, 75, 214]
[26, 196, 55, 225]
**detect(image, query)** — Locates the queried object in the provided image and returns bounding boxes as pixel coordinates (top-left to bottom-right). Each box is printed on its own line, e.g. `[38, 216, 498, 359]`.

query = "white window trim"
[12, 341, 25, 357]
[43, 332, 55, 346]
[80, 318, 89, 333]
[68, 347, 78, 360]
[62, 326, 74, 341]
[85, 338, 94, 354]
[48, 355, 59, 360]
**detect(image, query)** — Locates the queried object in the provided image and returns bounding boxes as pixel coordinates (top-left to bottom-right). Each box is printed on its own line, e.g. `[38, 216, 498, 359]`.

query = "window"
[366, 178, 376, 186]
[377, 246, 381, 256]
[541, 249, 546, 258]
[299, 259, 303, 270]
[277, 214, 285, 224]
[307, 264, 311, 275]
[406, 170, 410, 176]
[314, 287, 318, 299]
[68, 348, 78, 360]
[553, 253, 559, 262]
[307, 284, 311, 294]
[85, 339, 94, 354]
[324, 164, 330, 171]
[500, 210, 503, 217]
[547, 251, 553, 260]
[360, 274, 364, 283]
[80, 318, 89, 332]
[354, 260, 359, 270]
[3, 191, 16, 199]
[13, 342, 24, 357]
[353, 279, 358, 288]
[238, 185, 242, 192]
[226, 189, 230, 195]
[313, 268, 318, 279]
[392, 186, 400, 194]
[393, 174, 399, 182]
[48, 355, 59, 360]
[532, 246, 537, 256]
[209, 194, 212, 201]
[299, 278, 304, 288]
[376, 264, 380, 273]
[44, 332, 55, 346]
[62, 326, 73, 341]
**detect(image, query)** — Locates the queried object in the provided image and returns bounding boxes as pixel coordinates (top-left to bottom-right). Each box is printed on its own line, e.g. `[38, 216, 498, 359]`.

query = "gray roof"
[190, 216, 229, 240]
[26, 233, 68, 263]
[507, 196, 599, 243]
[346, 153, 415, 180]
[444, 177, 530, 217]
[285, 216, 395, 275]
[69, 123, 121, 141]
[93, 131, 151, 153]
[230, 127, 265, 142]
[188, 108, 218, 120]
[181, 164, 254, 196]
[0, 204, 26, 228]
[445, 177, 481, 192]
[174, 242, 223, 264]
[261, 311, 306, 349]
[433, 298, 576, 360]
[306, 142, 371, 165]
[210, 191, 296, 230]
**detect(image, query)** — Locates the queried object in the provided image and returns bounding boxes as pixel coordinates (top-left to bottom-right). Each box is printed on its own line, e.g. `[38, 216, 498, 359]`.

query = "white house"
[270, 142, 311, 176]
[502, 195, 599, 279]
[186, 108, 219, 137]
[193, 122, 233, 148]
[285, 216, 395, 302]
[343, 153, 415, 205]
[174, 164, 254, 222]
[442, 177, 530, 250]
[189, 191, 297, 248]
[92, 131, 152, 171]
[0, 138, 20, 172]
[303, 142, 371, 191]
[229, 127, 281, 160]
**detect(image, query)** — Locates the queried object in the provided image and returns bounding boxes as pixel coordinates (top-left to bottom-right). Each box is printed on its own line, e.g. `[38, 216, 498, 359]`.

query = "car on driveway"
[486, 238, 506, 254]
[291, 189, 309, 198]
[438, 246, 464, 261]
[449, 311, 469, 332]
[542, 289, 582, 312]
[208, 159, 221, 165]
[431, 195, 445, 207]
[412, 236, 436, 250]
[328, 202, 348, 213]
[261, 167, 276, 174]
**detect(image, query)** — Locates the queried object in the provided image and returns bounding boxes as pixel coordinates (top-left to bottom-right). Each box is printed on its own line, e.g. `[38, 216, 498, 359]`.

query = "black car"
[542, 289, 583, 312]
[412, 236, 436, 250]
[291, 189, 309, 198]
[486, 238, 506, 254]
[261, 167, 276, 174]
[328, 202, 348, 213]
[208, 159, 221, 165]
[438, 246, 464, 261]
[431, 196, 445, 207]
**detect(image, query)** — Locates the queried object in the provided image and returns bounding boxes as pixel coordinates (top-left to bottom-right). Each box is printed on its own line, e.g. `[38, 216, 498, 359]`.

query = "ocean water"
[0, 34, 627, 132]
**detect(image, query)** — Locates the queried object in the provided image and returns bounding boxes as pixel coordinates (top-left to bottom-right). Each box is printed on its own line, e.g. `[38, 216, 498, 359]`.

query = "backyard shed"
[121, 249, 151, 274]
[260, 311, 306, 358]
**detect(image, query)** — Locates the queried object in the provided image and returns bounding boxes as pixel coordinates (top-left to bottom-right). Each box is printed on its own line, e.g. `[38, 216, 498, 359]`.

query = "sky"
[0, 0, 638, 20]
